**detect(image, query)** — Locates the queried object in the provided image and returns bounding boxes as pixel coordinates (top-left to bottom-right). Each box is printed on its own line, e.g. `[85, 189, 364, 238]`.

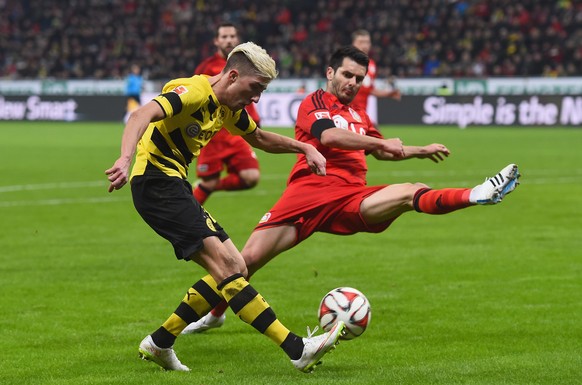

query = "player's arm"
[372, 143, 450, 163]
[105, 101, 165, 192]
[319, 127, 403, 156]
[243, 128, 326, 176]
[370, 88, 401, 101]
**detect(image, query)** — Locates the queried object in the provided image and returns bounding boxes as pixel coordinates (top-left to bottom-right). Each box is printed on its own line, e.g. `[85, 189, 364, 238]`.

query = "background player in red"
[182, 45, 521, 333]
[351, 29, 401, 114]
[193, 22, 262, 204]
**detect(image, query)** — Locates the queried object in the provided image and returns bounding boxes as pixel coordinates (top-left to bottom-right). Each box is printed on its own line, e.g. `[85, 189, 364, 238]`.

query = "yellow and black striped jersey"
[131, 75, 257, 180]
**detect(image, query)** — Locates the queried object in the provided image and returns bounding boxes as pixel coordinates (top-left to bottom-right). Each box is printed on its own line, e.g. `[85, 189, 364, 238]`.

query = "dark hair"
[216, 22, 238, 37]
[328, 45, 369, 72]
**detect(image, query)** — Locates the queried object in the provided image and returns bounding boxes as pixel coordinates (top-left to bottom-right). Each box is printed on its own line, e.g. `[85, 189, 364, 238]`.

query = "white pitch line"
[0, 196, 129, 208]
[0, 172, 580, 208]
[0, 181, 107, 193]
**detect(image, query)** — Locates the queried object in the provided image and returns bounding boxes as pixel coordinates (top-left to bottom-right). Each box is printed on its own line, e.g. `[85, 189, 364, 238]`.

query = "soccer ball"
[318, 287, 371, 340]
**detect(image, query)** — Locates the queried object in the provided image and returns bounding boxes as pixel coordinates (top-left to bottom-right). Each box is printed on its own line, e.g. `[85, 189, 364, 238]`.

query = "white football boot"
[470, 163, 521, 204]
[138, 335, 190, 371]
[291, 321, 346, 373]
[181, 313, 226, 334]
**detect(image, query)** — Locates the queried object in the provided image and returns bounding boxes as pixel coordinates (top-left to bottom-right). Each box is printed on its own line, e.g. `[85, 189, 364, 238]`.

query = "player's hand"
[105, 157, 131, 192]
[382, 138, 405, 158]
[419, 143, 450, 163]
[388, 89, 401, 101]
[304, 145, 326, 176]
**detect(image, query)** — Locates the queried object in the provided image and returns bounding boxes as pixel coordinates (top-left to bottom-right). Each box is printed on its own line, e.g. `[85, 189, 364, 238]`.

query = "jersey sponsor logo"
[185, 123, 201, 138]
[172, 85, 188, 95]
[197, 163, 209, 172]
[259, 212, 271, 223]
[314, 111, 331, 120]
[348, 107, 362, 122]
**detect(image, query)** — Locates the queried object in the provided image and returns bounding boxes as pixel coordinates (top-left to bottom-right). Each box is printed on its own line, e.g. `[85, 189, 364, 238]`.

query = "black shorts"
[131, 175, 229, 260]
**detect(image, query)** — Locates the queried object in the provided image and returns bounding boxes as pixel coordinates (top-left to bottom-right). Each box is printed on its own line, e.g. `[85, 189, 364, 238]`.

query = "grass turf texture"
[0, 121, 581, 384]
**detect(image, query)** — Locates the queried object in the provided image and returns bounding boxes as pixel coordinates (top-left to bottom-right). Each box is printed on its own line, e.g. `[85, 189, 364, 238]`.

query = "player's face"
[352, 35, 371, 54]
[327, 58, 366, 105]
[215, 26, 239, 58]
[224, 71, 269, 111]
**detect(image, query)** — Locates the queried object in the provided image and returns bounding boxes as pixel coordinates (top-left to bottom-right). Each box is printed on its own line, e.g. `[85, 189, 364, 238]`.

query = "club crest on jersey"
[172, 85, 188, 95]
[314, 111, 331, 120]
[348, 107, 362, 122]
[185, 123, 201, 138]
[206, 217, 216, 232]
[259, 212, 271, 223]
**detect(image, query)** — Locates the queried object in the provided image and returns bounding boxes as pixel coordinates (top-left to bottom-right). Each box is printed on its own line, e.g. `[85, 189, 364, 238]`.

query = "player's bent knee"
[239, 169, 260, 188]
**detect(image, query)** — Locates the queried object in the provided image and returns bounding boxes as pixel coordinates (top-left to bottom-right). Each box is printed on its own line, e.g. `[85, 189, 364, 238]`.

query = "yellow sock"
[218, 274, 303, 359]
[151, 275, 223, 347]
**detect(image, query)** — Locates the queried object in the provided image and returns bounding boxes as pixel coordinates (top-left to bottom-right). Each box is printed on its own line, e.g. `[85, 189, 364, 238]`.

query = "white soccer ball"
[318, 287, 371, 340]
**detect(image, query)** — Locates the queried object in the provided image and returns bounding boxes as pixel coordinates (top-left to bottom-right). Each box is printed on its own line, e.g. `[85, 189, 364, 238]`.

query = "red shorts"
[255, 175, 397, 243]
[196, 129, 259, 177]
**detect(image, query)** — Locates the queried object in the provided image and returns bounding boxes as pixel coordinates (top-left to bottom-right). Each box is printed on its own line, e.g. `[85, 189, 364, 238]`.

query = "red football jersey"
[194, 53, 226, 76]
[290, 89, 383, 186]
[194, 53, 260, 123]
[350, 58, 376, 112]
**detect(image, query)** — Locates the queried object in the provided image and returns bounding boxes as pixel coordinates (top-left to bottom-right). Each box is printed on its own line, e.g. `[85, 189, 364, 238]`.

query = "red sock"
[210, 300, 229, 317]
[216, 173, 246, 191]
[413, 188, 472, 214]
[193, 184, 211, 204]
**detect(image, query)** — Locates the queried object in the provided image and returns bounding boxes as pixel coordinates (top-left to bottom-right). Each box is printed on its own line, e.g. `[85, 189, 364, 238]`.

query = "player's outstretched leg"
[138, 335, 190, 371]
[291, 322, 346, 373]
[469, 163, 521, 204]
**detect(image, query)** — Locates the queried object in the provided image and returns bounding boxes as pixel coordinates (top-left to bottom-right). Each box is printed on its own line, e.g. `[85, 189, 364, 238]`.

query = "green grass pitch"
[0, 121, 581, 384]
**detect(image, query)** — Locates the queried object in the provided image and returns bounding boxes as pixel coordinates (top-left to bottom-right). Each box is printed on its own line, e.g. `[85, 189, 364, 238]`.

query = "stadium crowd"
[1, 0, 581, 80]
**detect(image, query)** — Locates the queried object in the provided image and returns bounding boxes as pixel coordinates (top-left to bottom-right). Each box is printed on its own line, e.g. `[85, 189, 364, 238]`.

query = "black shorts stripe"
[192, 280, 223, 308]
[169, 129, 194, 165]
[235, 109, 251, 132]
[228, 284, 258, 314]
[251, 308, 276, 333]
[161, 92, 183, 115]
[175, 301, 200, 323]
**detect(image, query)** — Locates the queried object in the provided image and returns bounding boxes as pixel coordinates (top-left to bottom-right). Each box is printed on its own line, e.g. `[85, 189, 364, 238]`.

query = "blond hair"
[225, 42, 278, 80]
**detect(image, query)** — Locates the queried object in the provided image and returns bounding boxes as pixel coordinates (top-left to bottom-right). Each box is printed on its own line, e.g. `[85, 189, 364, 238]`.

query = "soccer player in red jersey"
[351, 29, 401, 114]
[183, 46, 520, 333]
[193, 23, 262, 204]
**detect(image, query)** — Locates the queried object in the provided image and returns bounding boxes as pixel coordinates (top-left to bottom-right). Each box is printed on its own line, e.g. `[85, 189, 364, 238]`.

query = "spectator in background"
[350, 29, 401, 115]
[2, 1, 581, 79]
[124, 64, 143, 122]
[192, 23, 262, 205]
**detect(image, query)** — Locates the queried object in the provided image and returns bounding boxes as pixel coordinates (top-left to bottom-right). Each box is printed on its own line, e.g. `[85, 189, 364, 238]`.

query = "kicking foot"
[138, 335, 190, 371]
[181, 313, 226, 334]
[291, 322, 346, 373]
[470, 163, 521, 204]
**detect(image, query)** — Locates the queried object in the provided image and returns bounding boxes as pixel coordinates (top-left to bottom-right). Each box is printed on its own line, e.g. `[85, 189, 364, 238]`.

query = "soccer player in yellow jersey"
[105, 42, 345, 373]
